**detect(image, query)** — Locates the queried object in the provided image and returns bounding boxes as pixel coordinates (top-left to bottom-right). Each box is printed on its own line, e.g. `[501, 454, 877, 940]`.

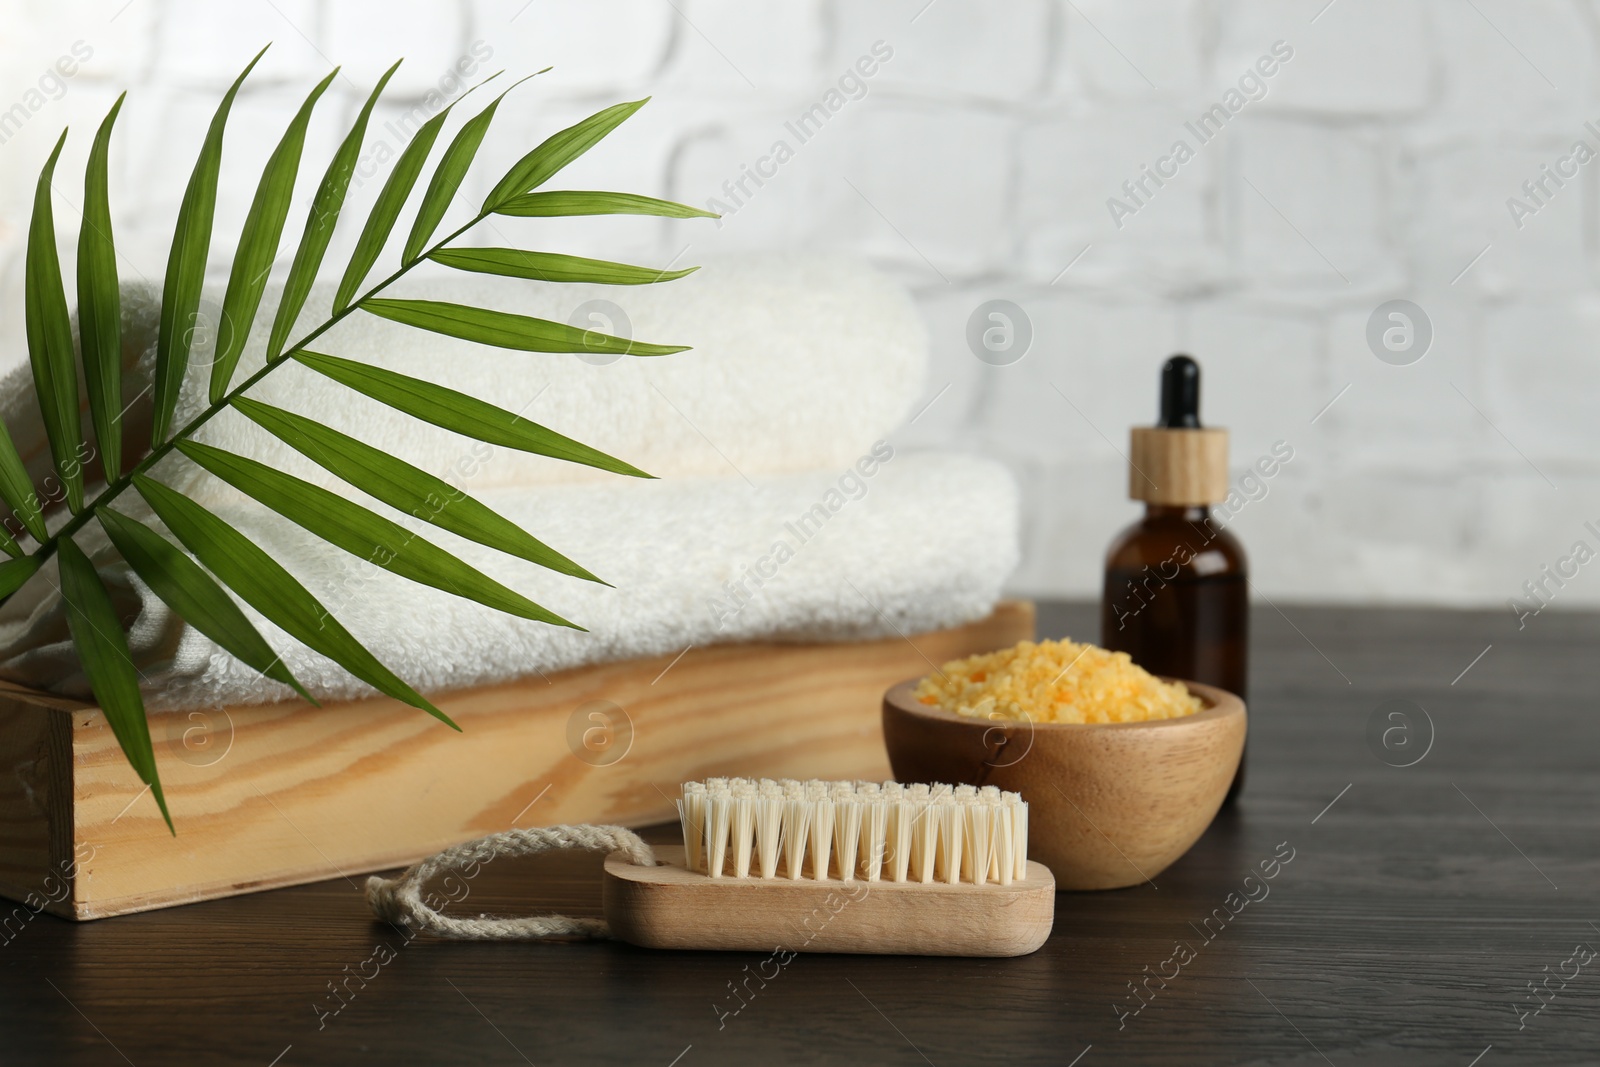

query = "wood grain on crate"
[0, 601, 1033, 920]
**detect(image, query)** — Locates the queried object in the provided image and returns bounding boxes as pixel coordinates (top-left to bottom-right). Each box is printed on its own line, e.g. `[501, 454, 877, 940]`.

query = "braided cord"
[365, 824, 656, 940]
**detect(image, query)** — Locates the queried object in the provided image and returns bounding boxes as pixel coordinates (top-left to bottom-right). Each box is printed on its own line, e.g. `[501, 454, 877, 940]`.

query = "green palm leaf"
[152, 46, 266, 444]
[494, 190, 716, 219]
[232, 397, 604, 583]
[0, 522, 21, 562]
[133, 474, 457, 730]
[0, 555, 39, 598]
[0, 424, 45, 544]
[333, 78, 493, 313]
[211, 69, 338, 402]
[483, 98, 647, 211]
[267, 60, 402, 362]
[78, 94, 126, 483]
[25, 130, 84, 515]
[359, 298, 687, 356]
[429, 248, 697, 286]
[97, 506, 314, 703]
[176, 441, 579, 629]
[293, 350, 651, 477]
[57, 536, 171, 832]
[403, 71, 546, 264]
[8, 60, 718, 826]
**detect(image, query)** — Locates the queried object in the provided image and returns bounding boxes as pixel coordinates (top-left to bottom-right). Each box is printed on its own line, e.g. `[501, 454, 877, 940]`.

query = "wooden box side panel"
[0, 685, 82, 931]
[55, 601, 1034, 919]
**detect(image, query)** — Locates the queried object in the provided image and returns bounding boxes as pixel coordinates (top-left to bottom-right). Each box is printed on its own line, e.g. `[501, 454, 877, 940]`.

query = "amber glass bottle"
[1100, 356, 1249, 802]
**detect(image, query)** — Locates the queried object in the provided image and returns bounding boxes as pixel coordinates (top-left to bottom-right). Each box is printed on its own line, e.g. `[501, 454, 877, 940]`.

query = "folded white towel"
[0, 254, 928, 507]
[0, 451, 1017, 710]
[0, 252, 1019, 711]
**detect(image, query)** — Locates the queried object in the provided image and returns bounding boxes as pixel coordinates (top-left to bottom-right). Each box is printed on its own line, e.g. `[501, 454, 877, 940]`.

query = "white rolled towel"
[0, 451, 1018, 710]
[0, 253, 927, 509]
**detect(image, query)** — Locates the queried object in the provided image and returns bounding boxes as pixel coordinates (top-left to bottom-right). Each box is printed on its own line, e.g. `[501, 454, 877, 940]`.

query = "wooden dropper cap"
[1129, 355, 1229, 506]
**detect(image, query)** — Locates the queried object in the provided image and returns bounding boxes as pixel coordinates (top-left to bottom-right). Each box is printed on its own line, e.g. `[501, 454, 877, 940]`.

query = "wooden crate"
[0, 601, 1033, 920]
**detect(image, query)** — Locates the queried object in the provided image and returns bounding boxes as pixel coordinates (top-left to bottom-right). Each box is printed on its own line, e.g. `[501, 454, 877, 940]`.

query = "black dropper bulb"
[1158, 354, 1201, 429]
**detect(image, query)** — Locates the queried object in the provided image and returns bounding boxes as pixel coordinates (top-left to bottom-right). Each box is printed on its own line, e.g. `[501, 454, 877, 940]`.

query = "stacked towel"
[4, 454, 1016, 709]
[0, 255, 930, 501]
[0, 255, 1019, 709]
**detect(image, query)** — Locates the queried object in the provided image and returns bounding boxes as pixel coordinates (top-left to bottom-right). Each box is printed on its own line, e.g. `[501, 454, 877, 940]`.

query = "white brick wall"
[2, 0, 1598, 612]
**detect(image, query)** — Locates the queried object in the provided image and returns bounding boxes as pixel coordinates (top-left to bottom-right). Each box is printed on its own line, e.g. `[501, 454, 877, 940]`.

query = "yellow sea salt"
[913, 638, 1203, 724]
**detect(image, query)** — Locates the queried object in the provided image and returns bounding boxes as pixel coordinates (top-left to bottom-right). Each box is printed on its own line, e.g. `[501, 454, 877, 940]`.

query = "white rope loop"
[364, 824, 656, 941]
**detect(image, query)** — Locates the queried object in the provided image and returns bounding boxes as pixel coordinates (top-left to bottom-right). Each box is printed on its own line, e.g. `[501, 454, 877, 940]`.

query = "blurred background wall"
[2, 0, 1595, 612]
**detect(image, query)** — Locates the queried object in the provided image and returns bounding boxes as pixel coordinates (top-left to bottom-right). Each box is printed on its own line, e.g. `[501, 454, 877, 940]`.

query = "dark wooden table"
[4, 601, 1596, 1066]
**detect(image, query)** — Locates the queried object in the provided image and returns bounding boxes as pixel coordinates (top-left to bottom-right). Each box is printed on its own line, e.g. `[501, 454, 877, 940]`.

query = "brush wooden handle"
[602, 845, 1054, 957]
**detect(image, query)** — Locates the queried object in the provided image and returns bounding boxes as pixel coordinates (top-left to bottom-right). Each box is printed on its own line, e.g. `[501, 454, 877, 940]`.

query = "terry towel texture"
[0, 254, 929, 501]
[0, 254, 1019, 708]
[2, 454, 1017, 710]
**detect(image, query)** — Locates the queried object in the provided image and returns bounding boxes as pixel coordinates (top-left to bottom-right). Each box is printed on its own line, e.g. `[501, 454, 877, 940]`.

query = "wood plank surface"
[1, 600, 1596, 1066]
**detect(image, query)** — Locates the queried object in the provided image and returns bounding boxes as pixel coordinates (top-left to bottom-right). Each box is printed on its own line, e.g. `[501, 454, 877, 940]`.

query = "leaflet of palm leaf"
[5, 47, 716, 831]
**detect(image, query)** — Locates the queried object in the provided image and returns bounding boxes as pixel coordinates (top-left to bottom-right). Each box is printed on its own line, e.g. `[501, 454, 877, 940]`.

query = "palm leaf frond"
[333, 75, 496, 312]
[231, 398, 604, 584]
[404, 70, 547, 264]
[25, 130, 84, 513]
[494, 190, 718, 219]
[0, 522, 21, 561]
[57, 536, 171, 832]
[78, 94, 126, 483]
[152, 46, 267, 444]
[98, 506, 315, 703]
[267, 60, 401, 361]
[292, 350, 652, 477]
[430, 248, 697, 285]
[0, 556, 40, 597]
[211, 68, 338, 401]
[483, 98, 647, 211]
[0, 429, 45, 544]
[175, 441, 579, 629]
[6, 56, 714, 826]
[133, 474, 458, 730]
[359, 298, 687, 356]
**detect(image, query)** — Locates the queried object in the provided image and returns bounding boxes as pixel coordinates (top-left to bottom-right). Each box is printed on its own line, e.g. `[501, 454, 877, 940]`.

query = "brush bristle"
[676, 778, 1028, 885]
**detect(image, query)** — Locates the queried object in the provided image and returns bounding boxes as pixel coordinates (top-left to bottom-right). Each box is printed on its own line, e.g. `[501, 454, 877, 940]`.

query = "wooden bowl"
[881, 678, 1245, 890]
